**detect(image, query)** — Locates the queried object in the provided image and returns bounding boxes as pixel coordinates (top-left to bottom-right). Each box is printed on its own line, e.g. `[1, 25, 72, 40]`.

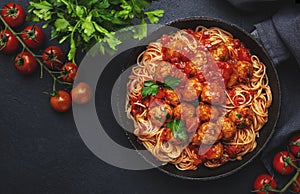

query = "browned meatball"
[192, 50, 208, 66]
[218, 117, 237, 141]
[185, 117, 199, 133]
[181, 77, 203, 101]
[196, 102, 219, 122]
[210, 44, 229, 61]
[192, 122, 223, 145]
[204, 142, 224, 160]
[235, 61, 253, 83]
[148, 100, 173, 127]
[154, 61, 172, 82]
[228, 107, 254, 129]
[201, 82, 225, 104]
[173, 103, 195, 120]
[164, 88, 180, 106]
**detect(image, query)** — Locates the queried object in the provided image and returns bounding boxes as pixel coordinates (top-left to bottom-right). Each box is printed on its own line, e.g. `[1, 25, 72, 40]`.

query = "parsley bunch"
[27, 0, 164, 62]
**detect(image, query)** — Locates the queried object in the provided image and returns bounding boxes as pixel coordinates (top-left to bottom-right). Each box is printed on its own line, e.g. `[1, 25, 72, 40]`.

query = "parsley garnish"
[237, 122, 246, 129]
[27, 0, 165, 62]
[141, 76, 181, 98]
[236, 114, 242, 119]
[142, 81, 159, 98]
[166, 119, 187, 141]
[164, 76, 181, 89]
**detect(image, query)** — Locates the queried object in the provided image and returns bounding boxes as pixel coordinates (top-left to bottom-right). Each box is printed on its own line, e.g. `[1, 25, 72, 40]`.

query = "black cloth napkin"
[227, 0, 300, 186]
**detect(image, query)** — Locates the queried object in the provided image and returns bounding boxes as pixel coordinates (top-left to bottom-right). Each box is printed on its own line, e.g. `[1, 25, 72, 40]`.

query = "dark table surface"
[1, 0, 300, 193]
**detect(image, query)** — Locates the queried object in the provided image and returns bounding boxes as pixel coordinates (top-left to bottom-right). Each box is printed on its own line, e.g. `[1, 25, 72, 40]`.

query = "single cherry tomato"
[253, 174, 277, 194]
[50, 90, 72, 112]
[1, 3, 25, 27]
[272, 151, 296, 175]
[21, 25, 45, 49]
[71, 82, 92, 104]
[42, 46, 65, 69]
[292, 175, 300, 193]
[289, 133, 300, 158]
[61, 62, 78, 82]
[14, 51, 37, 74]
[0, 29, 20, 53]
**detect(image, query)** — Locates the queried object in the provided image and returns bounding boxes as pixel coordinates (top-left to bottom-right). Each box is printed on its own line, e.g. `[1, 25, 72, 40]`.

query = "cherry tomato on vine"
[289, 133, 300, 158]
[1, 3, 25, 28]
[21, 25, 45, 49]
[50, 90, 72, 112]
[42, 46, 65, 69]
[14, 51, 37, 74]
[61, 62, 77, 82]
[71, 82, 92, 104]
[253, 174, 277, 194]
[0, 29, 20, 53]
[272, 151, 296, 175]
[292, 175, 300, 193]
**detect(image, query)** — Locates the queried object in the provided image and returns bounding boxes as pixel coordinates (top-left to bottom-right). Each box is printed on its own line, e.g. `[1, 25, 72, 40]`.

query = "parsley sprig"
[166, 119, 187, 141]
[141, 76, 181, 98]
[27, 0, 164, 63]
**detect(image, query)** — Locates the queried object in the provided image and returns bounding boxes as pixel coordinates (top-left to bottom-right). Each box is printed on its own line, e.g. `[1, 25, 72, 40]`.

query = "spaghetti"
[126, 26, 272, 170]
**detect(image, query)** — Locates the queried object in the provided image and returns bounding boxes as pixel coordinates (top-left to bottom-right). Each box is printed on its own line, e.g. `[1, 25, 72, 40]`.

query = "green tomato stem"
[0, 14, 72, 87]
[279, 171, 299, 193]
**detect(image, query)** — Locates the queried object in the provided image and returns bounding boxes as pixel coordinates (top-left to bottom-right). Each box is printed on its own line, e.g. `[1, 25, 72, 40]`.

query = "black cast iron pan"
[97, 17, 280, 180]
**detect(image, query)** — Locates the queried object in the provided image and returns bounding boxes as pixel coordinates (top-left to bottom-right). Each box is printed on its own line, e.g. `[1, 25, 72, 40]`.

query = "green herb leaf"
[142, 81, 159, 98]
[54, 18, 70, 32]
[164, 76, 181, 89]
[236, 114, 242, 119]
[27, 0, 164, 62]
[166, 119, 187, 141]
[133, 18, 147, 40]
[145, 10, 165, 24]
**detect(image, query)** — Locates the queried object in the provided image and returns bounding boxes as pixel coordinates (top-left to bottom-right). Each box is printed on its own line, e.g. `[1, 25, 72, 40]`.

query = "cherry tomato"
[42, 46, 65, 69]
[1, 3, 25, 27]
[292, 175, 300, 193]
[253, 174, 277, 194]
[14, 51, 37, 74]
[71, 82, 92, 104]
[289, 133, 300, 158]
[21, 26, 45, 49]
[272, 151, 296, 175]
[61, 62, 78, 82]
[50, 90, 72, 112]
[0, 29, 20, 53]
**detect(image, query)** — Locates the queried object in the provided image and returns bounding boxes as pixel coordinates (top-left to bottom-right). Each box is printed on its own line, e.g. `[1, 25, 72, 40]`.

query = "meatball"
[211, 44, 229, 61]
[228, 107, 254, 129]
[148, 100, 173, 127]
[235, 60, 253, 83]
[192, 122, 223, 145]
[203, 142, 224, 161]
[192, 50, 208, 66]
[196, 103, 219, 122]
[173, 103, 195, 120]
[154, 61, 172, 82]
[185, 117, 199, 133]
[164, 88, 180, 106]
[181, 77, 203, 101]
[218, 117, 237, 141]
[184, 61, 198, 76]
[201, 82, 225, 104]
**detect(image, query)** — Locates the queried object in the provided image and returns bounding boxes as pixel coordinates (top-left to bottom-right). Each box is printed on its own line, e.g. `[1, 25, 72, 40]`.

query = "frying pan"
[97, 17, 280, 180]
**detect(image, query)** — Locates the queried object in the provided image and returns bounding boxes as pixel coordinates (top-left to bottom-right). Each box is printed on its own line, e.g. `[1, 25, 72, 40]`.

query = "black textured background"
[0, 0, 299, 193]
